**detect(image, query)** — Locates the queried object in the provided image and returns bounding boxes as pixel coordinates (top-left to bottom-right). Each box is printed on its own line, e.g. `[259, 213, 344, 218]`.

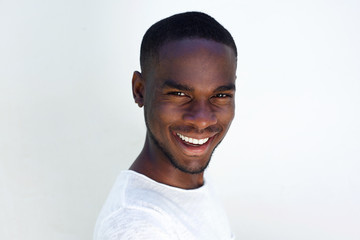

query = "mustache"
[171, 125, 221, 134]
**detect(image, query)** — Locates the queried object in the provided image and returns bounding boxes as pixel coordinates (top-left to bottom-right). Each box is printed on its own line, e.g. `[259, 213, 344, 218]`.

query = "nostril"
[181, 99, 218, 129]
[182, 110, 217, 130]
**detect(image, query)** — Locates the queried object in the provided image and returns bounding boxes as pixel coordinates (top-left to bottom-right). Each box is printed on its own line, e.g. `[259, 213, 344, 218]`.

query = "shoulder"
[95, 207, 176, 240]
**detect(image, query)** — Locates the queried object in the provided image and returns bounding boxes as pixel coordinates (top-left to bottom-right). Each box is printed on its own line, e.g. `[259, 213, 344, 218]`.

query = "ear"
[132, 71, 145, 107]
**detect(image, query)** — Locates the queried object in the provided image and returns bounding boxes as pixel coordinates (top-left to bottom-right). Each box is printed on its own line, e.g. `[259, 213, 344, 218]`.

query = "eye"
[210, 93, 233, 105]
[214, 93, 232, 98]
[169, 92, 187, 97]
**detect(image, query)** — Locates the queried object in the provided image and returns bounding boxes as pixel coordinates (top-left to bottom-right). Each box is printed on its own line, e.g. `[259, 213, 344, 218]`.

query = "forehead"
[151, 38, 237, 89]
[158, 38, 236, 65]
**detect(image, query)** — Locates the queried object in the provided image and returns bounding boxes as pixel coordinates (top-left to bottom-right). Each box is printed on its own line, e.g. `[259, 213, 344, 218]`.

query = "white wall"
[1, 0, 359, 239]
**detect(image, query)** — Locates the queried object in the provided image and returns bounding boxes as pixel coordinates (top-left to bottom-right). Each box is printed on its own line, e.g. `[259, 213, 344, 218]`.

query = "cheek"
[146, 102, 180, 128]
[217, 105, 235, 127]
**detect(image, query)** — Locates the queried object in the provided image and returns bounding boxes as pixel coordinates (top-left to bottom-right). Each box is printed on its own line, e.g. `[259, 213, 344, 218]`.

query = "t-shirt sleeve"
[95, 208, 177, 240]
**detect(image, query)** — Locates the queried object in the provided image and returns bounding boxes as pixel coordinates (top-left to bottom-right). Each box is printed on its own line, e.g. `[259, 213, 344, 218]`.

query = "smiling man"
[94, 12, 237, 240]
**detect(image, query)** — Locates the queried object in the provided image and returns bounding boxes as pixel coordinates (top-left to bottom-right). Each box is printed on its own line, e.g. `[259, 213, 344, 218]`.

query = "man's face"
[143, 38, 237, 174]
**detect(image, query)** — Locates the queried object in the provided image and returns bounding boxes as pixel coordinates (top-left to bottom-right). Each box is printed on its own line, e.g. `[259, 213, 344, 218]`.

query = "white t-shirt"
[94, 170, 235, 240]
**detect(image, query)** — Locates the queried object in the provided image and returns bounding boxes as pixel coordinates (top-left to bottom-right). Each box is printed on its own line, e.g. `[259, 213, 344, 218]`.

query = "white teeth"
[176, 133, 209, 145]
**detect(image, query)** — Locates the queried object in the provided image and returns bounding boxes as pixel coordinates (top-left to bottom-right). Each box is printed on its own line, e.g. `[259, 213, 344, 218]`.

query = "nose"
[182, 99, 217, 130]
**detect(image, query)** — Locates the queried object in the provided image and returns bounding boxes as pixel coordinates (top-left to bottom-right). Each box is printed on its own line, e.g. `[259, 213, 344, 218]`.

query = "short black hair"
[140, 11, 237, 73]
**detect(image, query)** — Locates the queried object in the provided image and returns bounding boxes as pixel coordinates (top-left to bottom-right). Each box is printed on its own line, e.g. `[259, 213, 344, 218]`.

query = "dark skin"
[130, 38, 237, 189]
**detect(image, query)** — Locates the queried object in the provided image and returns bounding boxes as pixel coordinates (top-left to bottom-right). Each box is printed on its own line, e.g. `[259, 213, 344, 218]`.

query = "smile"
[176, 133, 209, 145]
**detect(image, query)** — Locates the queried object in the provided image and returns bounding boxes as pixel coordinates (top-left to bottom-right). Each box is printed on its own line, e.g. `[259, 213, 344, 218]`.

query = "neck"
[129, 135, 205, 189]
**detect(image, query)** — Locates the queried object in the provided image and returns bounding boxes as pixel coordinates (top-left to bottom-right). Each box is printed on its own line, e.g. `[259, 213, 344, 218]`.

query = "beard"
[144, 113, 219, 175]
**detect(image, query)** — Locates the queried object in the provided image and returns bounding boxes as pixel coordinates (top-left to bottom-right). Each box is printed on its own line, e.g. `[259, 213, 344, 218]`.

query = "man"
[94, 11, 237, 240]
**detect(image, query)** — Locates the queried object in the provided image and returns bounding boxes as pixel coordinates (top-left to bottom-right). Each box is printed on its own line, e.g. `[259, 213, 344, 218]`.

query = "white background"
[1, 0, 359, 239]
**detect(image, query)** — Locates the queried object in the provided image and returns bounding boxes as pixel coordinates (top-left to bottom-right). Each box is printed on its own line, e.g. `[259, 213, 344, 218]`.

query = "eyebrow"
[214, 84, 236, 92]
[162, 80, 194, 92]
[161, 80, 235, 92]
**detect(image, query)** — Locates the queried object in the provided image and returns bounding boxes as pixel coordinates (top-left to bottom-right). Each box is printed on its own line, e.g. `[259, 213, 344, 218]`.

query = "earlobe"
[132, 71, 145, 107]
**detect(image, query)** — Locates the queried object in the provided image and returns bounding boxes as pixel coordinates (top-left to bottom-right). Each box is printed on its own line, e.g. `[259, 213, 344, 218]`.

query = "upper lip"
[175, 132, 217, 145]
[175, 132, 215, 140]
[176, 133, 209, 145]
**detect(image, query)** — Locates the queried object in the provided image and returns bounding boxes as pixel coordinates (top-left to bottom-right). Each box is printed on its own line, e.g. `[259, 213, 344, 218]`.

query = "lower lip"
[172, 132, 214, 155]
